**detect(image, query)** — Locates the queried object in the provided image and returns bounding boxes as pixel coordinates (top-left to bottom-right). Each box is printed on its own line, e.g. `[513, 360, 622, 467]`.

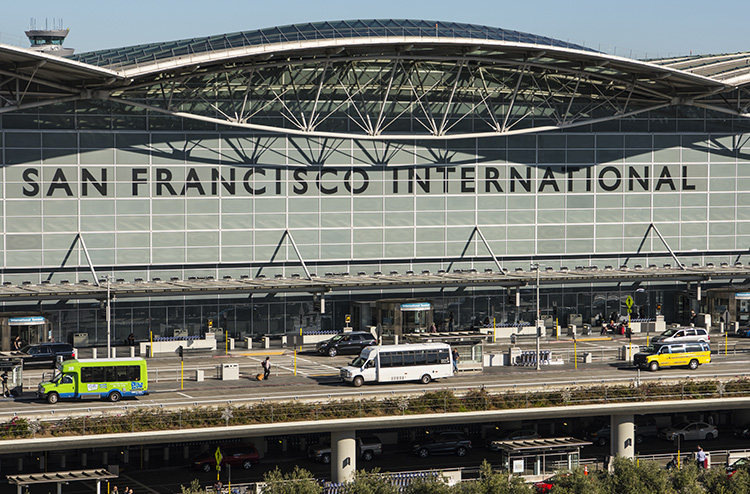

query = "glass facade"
[2, 25, 750, 344]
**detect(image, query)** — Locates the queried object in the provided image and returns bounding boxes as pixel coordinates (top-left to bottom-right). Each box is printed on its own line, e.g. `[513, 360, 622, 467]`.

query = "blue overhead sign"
[736, 293, 750, 299]
[9, 316, 45, 325]
[400, 302, 431, 311]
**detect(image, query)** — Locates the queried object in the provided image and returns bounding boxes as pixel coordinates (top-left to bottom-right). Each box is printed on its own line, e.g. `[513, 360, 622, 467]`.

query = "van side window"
[426, 351, 439, 365]
[438, 349, 450, 363]
[62, 374, 73, 384]
[685, 343, 701, 352]
[670, 345, 686, 353]
[380, 353, 392, 368]
[658, 346, 670, 354]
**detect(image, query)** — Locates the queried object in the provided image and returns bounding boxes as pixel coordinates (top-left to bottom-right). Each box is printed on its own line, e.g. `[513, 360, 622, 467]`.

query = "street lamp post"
[532, 262, 541, 371]
[106, 275, 111, 359]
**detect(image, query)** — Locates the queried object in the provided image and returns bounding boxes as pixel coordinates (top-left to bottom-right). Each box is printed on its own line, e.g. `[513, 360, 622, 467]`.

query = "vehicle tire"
[202, 463, 212, 473]
[597, 437, 607, 447]
[649, 361, 659, 372]
[688, 359, 699, 370]
[108, 391, 122, 403]
[328, 347, 338, 357]
[353, 376, 364, 388]
[418, 448, 429, 458]
[420, 374, 431, 385]
[362, 450, 374, 461]
[456, 446, 468, 457]
[705, 432, 715, 440]
[242, 460, 253, 470]
[322, 454, 331, 464]
[46, 392, 59, 405]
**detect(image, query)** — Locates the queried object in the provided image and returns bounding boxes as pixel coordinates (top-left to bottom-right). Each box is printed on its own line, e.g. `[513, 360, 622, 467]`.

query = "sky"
[0, 0, 747, 59]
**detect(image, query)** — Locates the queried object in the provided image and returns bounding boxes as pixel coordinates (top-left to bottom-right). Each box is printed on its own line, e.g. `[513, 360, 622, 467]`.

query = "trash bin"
[219, 363, 239, 380]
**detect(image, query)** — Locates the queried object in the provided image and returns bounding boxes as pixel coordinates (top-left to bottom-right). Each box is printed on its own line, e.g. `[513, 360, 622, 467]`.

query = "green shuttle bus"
[38, 358, 148, 404]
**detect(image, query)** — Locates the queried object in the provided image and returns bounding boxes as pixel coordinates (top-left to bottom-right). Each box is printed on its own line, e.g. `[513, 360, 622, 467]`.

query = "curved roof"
[1, 20, 750, 139]
[70, 19, 597, 69]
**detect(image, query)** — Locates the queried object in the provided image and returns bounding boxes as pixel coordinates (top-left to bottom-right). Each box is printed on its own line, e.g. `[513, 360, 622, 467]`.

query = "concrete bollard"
[245, 337, 253, 349]
[264, 336, 270, 349]
[111, 347, 117, 358]
[195, 369, 204, 382]
[92, 347, 97, 359]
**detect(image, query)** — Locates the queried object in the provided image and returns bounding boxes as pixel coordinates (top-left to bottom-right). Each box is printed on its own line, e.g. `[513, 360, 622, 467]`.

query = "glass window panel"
[538, 210, 564, 224]
[186, 215, 219, 230]
[153, 248, 184, 263]
[187, 247, 219, 262]
[43, 217, 77, 232]
[116, 249, 150, 264]
[222, 215, 253, 229]
[255, 214, 286, 229]
[709, 209, 736, 221]
[221, 199, 253, 214]
[117, 233, 149, 248]
[153, 199, 185, 214]
[151, 215, 184, 230]
[352, 213, 382, 227]
[81, 216, 115, 231]
[116, 216, 150, 231]
[567, 225, 593, 239]
[384, 243, 413, 257]
[42, 200, 79, 216]
[681, 208, 707, 221]
[221, 231, 253, 246]
[117, 200, 150, 214]
[6, 251, 42, 267]
[187, 199, 219, 214]
[153, 232, 184, 247]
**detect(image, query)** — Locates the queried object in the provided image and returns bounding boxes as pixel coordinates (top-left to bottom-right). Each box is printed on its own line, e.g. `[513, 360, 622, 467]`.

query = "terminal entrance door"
[1, 315, 48, 351]
[375, 300, 433, 340]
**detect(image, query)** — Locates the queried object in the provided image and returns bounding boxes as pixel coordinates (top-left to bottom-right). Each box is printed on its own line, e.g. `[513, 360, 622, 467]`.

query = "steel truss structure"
[2, 20, 750, 139]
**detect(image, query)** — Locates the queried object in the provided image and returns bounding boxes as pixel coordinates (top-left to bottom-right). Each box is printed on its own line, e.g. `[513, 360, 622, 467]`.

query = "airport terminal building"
[1, 20, 750, 347]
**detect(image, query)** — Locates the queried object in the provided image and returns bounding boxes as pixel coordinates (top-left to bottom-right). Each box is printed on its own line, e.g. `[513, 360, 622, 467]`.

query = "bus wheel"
[353, 376, 364, 387]
[46, 392, 59, 404]
[108, 391, 122, 403]
[649, 361, 659, 372]
[420, 374, 431, 385]
[688, 359, 699, 370]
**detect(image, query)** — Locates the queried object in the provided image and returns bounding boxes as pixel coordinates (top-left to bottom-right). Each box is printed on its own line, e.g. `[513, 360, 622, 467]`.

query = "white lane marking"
[177, 392, 192, 399]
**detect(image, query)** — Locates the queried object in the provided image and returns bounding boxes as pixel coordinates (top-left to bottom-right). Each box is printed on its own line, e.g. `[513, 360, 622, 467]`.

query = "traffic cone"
[584, 465, 588, 475]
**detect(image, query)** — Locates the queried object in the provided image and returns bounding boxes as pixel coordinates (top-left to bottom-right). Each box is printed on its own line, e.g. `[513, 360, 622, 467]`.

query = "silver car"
[659, 421, 718, 441]
[653, 327, 709, 344]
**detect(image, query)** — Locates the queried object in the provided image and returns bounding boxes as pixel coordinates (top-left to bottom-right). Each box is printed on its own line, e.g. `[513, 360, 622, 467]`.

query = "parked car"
[412, 431, 472, 458]
[726, 457, 750, 477]
[20, 343, 75, 368]
[485, 429, 541, 450]
[534, 473, 569, 493]
[191, 444, 260, 472]
[659, 421, 718, 441]
[316, 332, 376, 357]
[308, 435, 382, 463]
[585, 423, 659, 446]
[734, 423, 750, 439]
[734, 326, 750, 338]
[653, 327, 709, 344]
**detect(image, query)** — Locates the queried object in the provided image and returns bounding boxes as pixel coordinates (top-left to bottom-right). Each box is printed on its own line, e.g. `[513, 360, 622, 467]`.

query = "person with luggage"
[262, 357, 271, 380]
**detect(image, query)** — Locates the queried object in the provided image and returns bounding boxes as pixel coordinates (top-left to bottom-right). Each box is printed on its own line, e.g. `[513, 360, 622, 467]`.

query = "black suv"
[412, 431, 472, 458]
[21, 343, 76, 368]
[316, 332, 376, 357]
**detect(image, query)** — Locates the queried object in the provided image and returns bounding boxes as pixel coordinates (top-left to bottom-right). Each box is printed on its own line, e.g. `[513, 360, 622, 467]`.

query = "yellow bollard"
[493, 318, 496, 343]
[725, 332, 728, 356]
[294, 348, 297, 376]
[574, 339, 577, 370]
[149, 331, 153, 358]
[180, 359, 184, 390]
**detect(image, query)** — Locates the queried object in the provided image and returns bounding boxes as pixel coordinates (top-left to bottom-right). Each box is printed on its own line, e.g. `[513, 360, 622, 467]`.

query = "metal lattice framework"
[1, 20, 750, 139]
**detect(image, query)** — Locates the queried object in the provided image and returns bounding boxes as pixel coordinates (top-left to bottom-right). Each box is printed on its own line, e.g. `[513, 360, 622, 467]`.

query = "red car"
[191, 444, 260, 472]
[534, 474, 569, 493]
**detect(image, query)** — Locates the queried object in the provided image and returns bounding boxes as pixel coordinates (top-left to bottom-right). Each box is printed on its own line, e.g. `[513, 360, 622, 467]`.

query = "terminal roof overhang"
[1, 19, 749, 139]
[0, 264, 748, 302]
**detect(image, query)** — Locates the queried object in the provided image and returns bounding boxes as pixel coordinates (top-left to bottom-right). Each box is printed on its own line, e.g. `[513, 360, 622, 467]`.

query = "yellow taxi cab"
[633, 342, 711, 371]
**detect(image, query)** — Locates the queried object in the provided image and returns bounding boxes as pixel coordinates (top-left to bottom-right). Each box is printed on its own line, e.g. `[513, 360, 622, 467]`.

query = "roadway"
[3, 333, 750, 420]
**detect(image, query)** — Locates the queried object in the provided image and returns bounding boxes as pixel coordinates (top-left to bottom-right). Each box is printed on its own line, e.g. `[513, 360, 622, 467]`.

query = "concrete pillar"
[143, 447, 149, 464]
[331, 430, 356, 484]
[164, 446, 170, 462]
[122, 449, 129, 464]
[17, 457, 22, 472]
[611, 414, 635, 458]
[81, 452, 87, 467]
[102, 451, 108, 466]
[183, 446, 190, 459]
[39, 455, 44, 470]
[60, 453, 66, 469]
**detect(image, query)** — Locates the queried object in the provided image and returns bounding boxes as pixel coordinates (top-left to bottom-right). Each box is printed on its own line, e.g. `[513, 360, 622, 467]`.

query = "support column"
[611, 414, 635, 458]
[81, 452, 87, 467]
[102, 451, 108, 466]
[164, 446, 170, 462]
[60, 454, 66, 469]
[331, 430, 356, 484]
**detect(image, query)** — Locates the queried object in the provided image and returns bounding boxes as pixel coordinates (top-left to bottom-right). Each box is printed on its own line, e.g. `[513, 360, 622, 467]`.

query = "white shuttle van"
[339, 342, 453, 387]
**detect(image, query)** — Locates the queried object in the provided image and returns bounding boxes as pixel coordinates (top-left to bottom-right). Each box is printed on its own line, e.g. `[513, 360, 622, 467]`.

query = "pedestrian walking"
[451, 348, 459, 373]
[262, 356, 271, 380]
[690, 310, 697, 326]
[111, 486, 119, 494]
[12, 336, 21, 351]
[1, 371, 9, 397]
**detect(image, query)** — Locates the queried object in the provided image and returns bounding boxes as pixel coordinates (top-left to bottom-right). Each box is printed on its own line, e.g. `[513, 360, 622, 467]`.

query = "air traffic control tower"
[24, 19, 73, 56]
